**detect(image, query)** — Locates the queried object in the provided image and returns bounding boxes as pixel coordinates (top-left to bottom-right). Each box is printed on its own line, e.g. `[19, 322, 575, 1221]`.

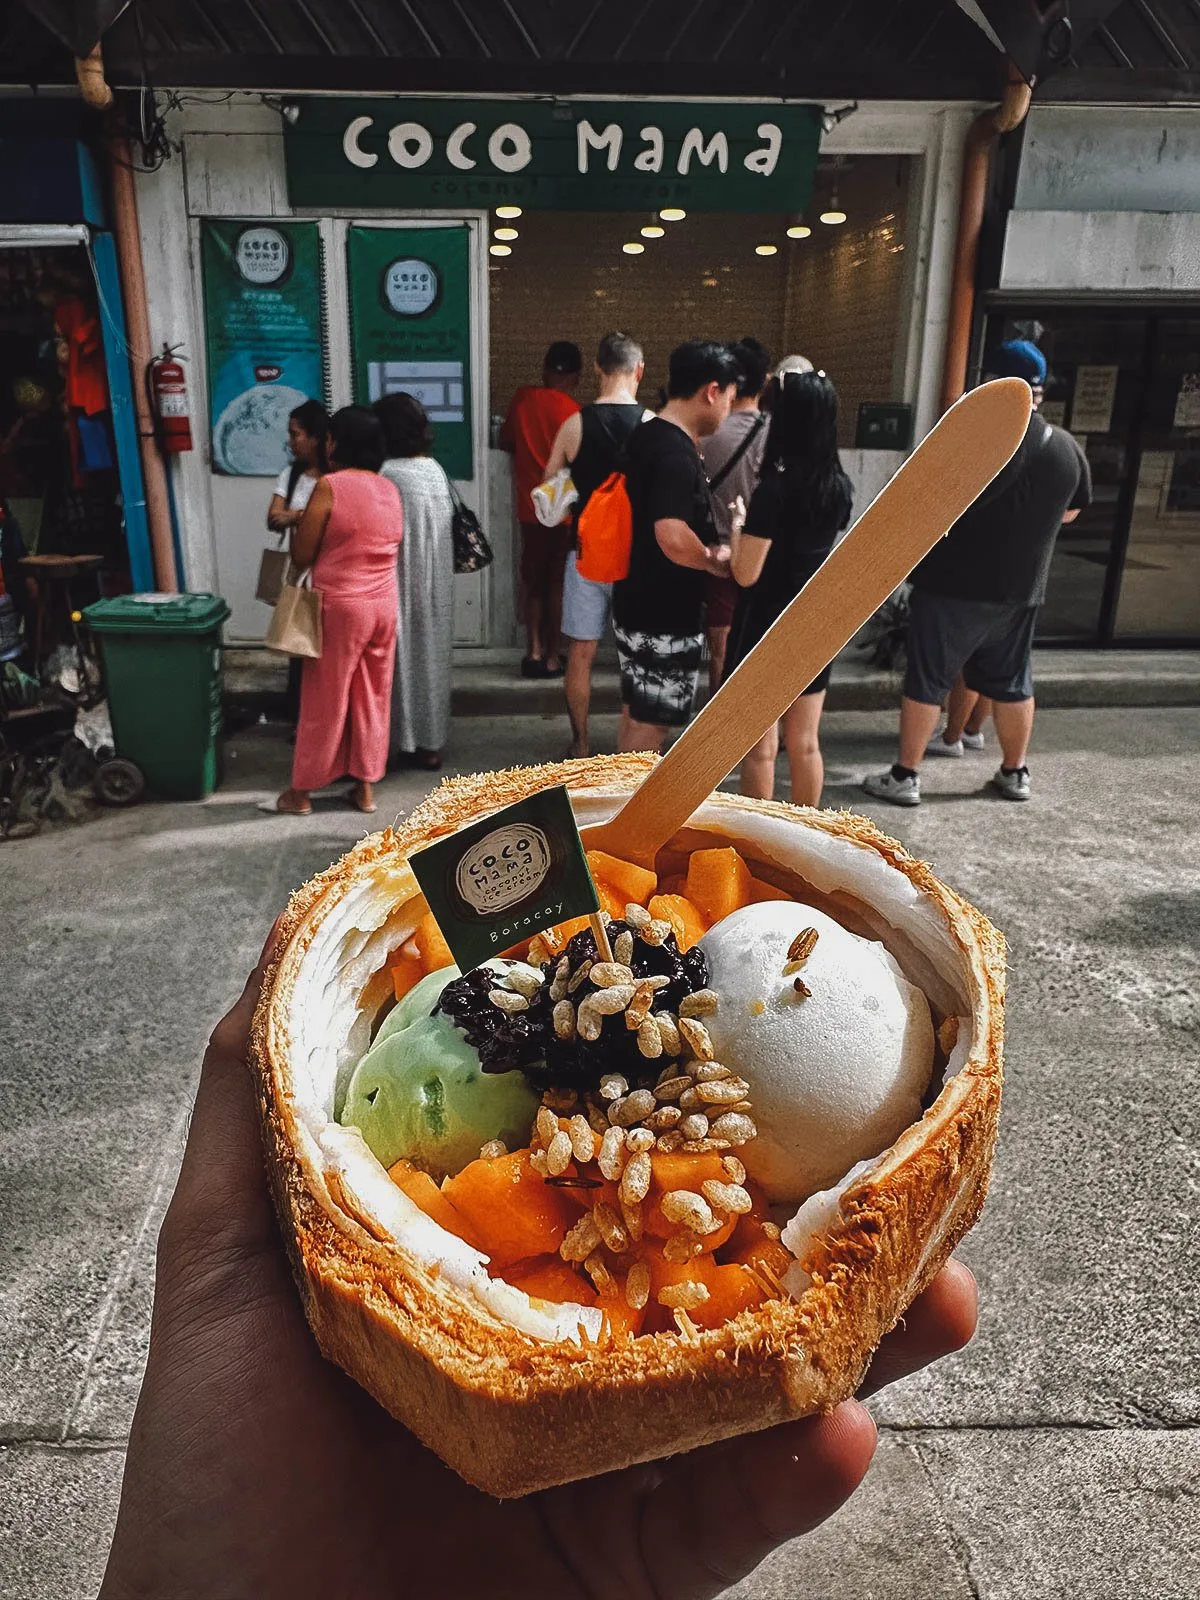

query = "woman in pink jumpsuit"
[267, 407, 403, 816]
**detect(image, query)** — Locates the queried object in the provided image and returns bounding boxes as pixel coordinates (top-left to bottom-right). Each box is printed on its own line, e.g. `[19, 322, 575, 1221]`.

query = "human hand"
[706, 543, 732, 578]
[729, 496, 746, 537]
[99, 938, 978, 1600]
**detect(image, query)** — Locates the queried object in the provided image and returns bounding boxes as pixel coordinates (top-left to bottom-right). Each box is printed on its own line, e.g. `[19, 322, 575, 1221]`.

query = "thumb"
[640, 1401, 878, 1598]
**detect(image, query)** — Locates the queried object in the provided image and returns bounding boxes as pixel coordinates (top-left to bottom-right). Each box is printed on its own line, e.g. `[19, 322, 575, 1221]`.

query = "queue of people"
[259, 392, 456, 817]
[256, 332, 1085, 817]
[514, 329, 1087, 809]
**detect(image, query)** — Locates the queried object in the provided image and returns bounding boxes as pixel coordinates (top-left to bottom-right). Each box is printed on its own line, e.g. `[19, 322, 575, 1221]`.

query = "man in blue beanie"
[863, 339, 1091, 806]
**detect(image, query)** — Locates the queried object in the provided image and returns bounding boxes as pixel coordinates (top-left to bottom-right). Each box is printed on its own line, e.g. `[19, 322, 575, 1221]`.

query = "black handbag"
[445, 473, 493, 574]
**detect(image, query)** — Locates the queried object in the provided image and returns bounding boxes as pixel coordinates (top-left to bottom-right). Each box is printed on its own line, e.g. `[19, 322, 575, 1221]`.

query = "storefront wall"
[998, 107, 1200, 644]
[136, 95, 976, 647]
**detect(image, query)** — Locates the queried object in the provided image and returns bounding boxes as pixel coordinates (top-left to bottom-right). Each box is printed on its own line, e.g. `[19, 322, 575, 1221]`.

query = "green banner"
[347, 224, 473, 480]
[200, 220, 324, 477]
[286, 98, 820, 214]
[409, 786, 599, 973]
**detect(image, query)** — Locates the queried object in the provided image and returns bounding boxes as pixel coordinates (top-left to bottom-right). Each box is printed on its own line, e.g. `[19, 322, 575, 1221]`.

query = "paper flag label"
[408, 785, 598, 972]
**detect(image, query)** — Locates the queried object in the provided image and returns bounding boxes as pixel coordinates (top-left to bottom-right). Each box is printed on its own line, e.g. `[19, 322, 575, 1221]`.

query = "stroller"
[0, 594, 143, 839]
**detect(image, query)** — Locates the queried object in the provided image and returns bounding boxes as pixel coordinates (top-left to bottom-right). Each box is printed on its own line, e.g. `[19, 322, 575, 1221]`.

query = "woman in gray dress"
[374, 393, 455, 769]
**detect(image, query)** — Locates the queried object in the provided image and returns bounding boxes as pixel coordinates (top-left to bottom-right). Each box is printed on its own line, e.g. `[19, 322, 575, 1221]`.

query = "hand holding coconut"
[99, 930, 977, 1600]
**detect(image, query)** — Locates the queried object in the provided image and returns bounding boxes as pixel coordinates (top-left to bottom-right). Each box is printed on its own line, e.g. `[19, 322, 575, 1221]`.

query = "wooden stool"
[19, 553, 104, 664]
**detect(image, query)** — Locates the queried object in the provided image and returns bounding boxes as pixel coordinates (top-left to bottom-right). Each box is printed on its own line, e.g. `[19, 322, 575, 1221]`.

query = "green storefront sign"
[200, 219, 324, 477]
[285, 98, 821, 213]
[347, 225, 473, 480]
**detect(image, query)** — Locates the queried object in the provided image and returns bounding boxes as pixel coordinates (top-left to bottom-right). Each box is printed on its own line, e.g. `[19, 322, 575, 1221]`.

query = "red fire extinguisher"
[148, 345, 194, 454]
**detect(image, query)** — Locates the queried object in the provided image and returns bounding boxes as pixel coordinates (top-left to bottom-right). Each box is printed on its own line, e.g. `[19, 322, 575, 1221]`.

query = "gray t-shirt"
[700, 410, 768, 541]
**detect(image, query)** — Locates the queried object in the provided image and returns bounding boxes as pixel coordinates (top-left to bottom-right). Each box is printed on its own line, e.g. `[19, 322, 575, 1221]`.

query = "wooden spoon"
[586, 378, 1033, 867]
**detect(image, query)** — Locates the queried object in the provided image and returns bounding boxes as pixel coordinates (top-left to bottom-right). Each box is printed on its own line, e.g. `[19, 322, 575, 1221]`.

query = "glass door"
[983, 304, 1200, 645]
[983, 308, 1150, 643]
[1113, 317, 1200, 641]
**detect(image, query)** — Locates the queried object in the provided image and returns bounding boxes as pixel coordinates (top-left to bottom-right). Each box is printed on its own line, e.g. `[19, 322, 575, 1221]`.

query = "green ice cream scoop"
[342, 966, 540, 1178]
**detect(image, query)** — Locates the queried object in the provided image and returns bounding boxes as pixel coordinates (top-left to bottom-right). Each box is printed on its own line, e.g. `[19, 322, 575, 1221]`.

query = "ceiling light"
[493, 226, 519, 241]
[622, 242, 645, 255]
[640, 224, 665, 238]
[659, 208, 687, 222]
[786, 224, 812, 239]
[820, 195, 847, 225]
[489, 243, 512, 257]
[755, 244, 778, 256]
[495, 205, 523, 219]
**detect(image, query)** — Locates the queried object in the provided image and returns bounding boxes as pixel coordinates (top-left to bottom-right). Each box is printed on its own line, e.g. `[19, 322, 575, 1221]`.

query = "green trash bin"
[84, 593, 231, 801]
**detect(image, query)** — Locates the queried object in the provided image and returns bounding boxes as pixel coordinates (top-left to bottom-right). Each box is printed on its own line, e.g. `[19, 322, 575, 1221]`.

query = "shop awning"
[1, 0, 1195, 103]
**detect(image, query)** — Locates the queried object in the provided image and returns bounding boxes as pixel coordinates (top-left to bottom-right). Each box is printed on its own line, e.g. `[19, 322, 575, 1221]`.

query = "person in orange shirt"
[499, 340, 581, 678]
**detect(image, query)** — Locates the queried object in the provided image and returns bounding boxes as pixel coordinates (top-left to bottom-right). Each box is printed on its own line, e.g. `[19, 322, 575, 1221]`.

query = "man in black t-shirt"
[864, 340, 1092, 807]
[613, 340, 741, 753]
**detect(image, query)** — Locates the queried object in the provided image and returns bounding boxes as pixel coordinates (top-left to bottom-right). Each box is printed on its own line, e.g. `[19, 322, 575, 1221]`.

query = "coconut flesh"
[280, 789, 978, 1344]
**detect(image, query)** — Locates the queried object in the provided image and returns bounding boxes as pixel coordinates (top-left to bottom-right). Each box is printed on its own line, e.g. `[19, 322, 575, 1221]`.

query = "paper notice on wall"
[1069, 366, 1118, 435]
[1173, 373, 1200, 430]
[1039, 400, 1066, 427]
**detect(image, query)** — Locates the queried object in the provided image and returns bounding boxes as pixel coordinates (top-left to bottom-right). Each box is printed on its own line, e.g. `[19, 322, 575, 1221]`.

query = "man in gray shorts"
[863, 340, 1091, 806]
[543, 332, 647, 755]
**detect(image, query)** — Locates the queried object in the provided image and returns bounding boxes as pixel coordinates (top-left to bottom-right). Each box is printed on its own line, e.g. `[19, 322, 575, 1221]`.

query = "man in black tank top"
[543, 332, 647, 756]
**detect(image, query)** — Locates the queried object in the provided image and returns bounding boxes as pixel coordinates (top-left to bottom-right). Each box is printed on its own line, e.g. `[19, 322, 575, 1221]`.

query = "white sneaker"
[862, 769, 921, 807]
[962, 729, 985, 751]
[925, 731, 964, 758]
[990, 766, 1031, 801]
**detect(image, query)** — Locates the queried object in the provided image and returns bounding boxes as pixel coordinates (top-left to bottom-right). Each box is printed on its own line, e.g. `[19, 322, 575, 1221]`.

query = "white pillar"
[911, 107, 975, 442]
[134, 121, 218, 594]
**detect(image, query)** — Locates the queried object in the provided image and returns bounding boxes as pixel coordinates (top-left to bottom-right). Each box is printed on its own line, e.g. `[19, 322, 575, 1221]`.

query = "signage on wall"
[382, 257, 441, 316]
[200, 220, 324, 477]
[347, 225, 472, 479]
[285, 98, 821, 212]
[1173, 373, 1200, 431]
[1069, 364, 1118, 436]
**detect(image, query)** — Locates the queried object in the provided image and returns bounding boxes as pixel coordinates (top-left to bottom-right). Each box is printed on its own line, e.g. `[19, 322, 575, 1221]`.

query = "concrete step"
[222, 644, 1200, 718]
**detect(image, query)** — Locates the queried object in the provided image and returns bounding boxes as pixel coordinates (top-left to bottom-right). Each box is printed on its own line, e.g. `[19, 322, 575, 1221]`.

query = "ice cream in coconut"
[699, 903, 935, 1203]
[250, 754, 1003, 1498]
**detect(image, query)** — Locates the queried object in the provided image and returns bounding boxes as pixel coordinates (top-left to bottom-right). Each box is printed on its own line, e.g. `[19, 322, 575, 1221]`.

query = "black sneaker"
[990, 766, 1031, 801]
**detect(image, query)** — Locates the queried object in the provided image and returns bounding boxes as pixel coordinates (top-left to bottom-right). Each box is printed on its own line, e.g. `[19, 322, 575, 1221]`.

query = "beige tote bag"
[265, 568, 323, 659]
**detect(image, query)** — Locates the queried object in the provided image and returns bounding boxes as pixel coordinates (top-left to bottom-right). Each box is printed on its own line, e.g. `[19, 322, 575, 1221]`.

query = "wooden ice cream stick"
[588, 911, 614, 963]
[586, 378, 1033, 868]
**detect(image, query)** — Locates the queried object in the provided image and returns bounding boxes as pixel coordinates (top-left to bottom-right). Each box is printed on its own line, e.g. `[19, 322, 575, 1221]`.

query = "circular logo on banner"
[382, 257, 440, 317]
[455, 824, 552, 916]
[234, 226, 291, 286]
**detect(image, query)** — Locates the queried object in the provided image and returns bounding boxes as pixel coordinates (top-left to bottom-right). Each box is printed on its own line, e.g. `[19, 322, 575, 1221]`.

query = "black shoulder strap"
[583, 404, 640, 475]
[438, 460, 458, 504]
[583, 404, 633, 457]
[708, 411, 767, 494]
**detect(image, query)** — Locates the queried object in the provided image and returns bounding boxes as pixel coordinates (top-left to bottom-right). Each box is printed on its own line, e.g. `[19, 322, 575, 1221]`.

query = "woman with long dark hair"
[262, 406, 403, 817]
[374, 392, 454, 770]
[266, 399, 328, 725]
[725, 369, 852, 805]
[266, 399, 328, 536]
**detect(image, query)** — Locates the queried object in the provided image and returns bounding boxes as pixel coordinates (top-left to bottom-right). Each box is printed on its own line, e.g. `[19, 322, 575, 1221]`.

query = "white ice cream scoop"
[699, 902, 935, 1203]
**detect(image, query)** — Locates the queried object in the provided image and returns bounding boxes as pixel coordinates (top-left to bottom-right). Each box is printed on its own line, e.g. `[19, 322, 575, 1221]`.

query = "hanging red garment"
[54, 296, 110, 417]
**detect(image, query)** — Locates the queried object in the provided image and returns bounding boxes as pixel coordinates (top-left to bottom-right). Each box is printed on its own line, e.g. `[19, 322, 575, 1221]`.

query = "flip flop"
[257, 796, 313, 816]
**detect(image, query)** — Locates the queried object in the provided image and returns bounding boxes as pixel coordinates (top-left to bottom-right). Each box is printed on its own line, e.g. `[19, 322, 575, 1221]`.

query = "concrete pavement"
[2, 706, 1198, 1597]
